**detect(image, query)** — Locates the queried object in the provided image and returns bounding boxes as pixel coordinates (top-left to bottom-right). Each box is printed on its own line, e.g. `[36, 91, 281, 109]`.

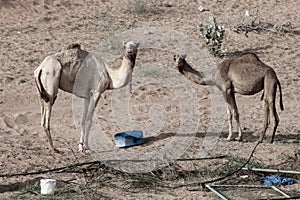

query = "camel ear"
[181, 54, 186, 59]
[134, 41, 140, 48]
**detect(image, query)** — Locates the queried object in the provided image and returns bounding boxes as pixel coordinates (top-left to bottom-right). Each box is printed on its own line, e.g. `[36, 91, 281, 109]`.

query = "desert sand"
[0, 0, 299, 199]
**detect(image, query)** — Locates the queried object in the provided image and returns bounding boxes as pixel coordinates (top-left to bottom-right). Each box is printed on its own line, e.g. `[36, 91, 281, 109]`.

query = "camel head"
[123, 41, 139, 69]
[65, 43, 81, 50]
[174, 54, 187, 74]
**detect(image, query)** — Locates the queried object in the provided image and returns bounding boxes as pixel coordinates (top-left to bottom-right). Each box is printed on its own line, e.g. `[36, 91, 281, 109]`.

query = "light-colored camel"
[174, 53, 284, 143]
[34, 41, 139, 152]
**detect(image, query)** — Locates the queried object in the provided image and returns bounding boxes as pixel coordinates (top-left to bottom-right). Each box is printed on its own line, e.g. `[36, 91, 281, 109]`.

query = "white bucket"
[40, 179, 56, 195]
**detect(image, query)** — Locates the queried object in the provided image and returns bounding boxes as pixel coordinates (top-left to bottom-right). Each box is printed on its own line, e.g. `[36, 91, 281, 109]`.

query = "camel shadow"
[143, 132, 176, 146]
[143, 132, 201, 147]
[143, 131, 259, 147]
[196, 131, 300, 144]
[275, 133, 300, 144]
[143, 130, 299, 146]
[143, 131, 260, 146]
[195, 131, 259, 143]
[0, 177, 42, 193]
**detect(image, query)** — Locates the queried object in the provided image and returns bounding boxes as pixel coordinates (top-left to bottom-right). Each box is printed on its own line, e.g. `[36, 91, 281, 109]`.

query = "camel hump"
[65, 43, 81, 50]
[239, 52, 260, 61]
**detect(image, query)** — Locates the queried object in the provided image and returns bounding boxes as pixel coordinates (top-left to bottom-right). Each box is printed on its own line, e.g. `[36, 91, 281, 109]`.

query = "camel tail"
[35, 69, 49, 103]
[277, 79, 284, 111]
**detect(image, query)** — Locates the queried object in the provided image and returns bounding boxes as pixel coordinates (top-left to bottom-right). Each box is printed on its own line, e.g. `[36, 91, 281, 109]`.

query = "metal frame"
[205, 184, 296, 200]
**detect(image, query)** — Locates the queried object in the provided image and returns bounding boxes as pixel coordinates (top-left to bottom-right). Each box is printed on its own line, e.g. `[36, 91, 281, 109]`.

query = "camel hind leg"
[260, 98, 270, 142]
[35, 56, 61, 152]
[78, 97, 89, 152]
[39, 98, 45, 127]
[226, 104, 234, 140]
[268, 81, 279, 144]
[42, 100, 58, 152]
[260, 72, 279, 143]
[270, 101, 279, 143]
[39, 99, 51, 147]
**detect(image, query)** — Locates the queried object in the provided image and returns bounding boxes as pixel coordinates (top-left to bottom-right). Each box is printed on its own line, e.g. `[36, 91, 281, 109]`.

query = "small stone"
[198, 6, 205, 12]
[240, 175, 249, 179]
[245, 10, 251, 17]
[143, 30, 154, 35]
[164, 2, 172, 7]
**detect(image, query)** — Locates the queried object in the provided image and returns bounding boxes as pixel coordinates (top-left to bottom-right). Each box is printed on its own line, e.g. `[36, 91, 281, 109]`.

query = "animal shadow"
[143, 132, 176, 146]
[0, 177, 43, 193]
[196, 131, 259, 143]
[142, 130, 298, 146]
[275, 133, 300, 144]
[143, 132, 199, 146]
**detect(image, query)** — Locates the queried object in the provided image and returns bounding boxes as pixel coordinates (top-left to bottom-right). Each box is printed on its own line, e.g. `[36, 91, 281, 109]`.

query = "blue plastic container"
[114, 130, 144, 148]
[260, 175, 294, 186]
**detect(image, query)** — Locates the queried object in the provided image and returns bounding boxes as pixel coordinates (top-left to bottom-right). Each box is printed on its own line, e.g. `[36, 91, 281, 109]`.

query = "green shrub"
[274, 20, 293, 33]
[198, 16, 225, 57]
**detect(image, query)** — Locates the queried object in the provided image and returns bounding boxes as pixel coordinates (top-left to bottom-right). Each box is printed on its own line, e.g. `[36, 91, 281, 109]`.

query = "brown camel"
[174, 53, 284, 143]
[34, 41, 139, 153]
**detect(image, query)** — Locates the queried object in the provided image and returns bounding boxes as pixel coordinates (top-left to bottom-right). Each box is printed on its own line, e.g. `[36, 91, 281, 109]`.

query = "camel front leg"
[79, 91, 101, 153]
[232, 101, 243, 141]
[226, 91, 242, 141]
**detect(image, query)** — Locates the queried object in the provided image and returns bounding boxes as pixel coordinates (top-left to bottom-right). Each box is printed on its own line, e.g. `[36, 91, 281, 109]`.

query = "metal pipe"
[212, 184, 272, 188]
[242, 167, 300, 175]
[256, 196, 300, 200]
[271, 186, 290, 198]
[205, 185, 229, 200]
[207, 184, 300, 200]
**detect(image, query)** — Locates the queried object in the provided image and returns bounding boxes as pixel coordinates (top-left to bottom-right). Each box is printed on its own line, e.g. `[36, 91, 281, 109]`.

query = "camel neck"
[107, 53, 136, 89]
[181, 62, 220, 86]
[180, 63, 207, 85]
[124, 52, 137, 69]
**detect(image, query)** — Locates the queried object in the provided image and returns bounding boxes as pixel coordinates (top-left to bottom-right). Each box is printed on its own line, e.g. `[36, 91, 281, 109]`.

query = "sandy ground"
[0, 0, 299, 199]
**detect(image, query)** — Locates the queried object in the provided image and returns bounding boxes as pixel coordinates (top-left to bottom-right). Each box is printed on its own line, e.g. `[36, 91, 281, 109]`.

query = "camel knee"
[227, 110, 233, 120]
[273, 110, 279, 125]
[44, 127, 51, 139]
